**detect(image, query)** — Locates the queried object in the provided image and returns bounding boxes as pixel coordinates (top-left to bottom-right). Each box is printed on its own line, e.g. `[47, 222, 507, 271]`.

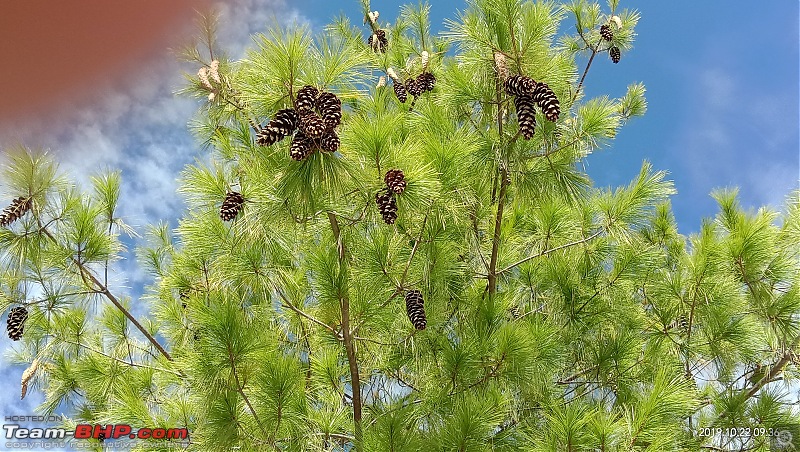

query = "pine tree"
[1, 2, 798, 452]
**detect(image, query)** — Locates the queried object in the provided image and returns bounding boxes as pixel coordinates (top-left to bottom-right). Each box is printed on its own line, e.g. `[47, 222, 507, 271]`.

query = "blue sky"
[0, 0, 797, 448]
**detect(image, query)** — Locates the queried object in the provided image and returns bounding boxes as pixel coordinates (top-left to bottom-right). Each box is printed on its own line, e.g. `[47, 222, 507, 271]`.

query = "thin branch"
[498, 230, 603, 275]
[276, 288, 340, 338]
[227, 344, 271, 440]
[62, 340, 181, 377]
[38, 224, 172, 361]
[352, 214, 428, 334]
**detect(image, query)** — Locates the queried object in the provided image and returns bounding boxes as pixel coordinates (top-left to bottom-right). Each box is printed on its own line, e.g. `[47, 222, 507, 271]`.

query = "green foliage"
[1, 1, 798, 451]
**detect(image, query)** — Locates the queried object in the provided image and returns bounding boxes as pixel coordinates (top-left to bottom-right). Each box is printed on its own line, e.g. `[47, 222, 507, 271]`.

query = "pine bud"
[421, 50, 430, 71]
[20, 358, 39, 400]
[377, 76, 386, 88]
[197, 67, 213, 90]
[209, 60, 221, 84]
[494, 51, 509, 82]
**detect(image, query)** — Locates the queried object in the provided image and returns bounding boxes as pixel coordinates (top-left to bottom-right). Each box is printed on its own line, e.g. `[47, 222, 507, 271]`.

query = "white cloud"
[0, 0, 302, 424]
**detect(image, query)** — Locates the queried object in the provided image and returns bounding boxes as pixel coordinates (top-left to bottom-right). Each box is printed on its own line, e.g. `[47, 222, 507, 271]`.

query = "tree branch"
[327, 212, 363, 451]
[39, 225, 172, 361]
[227, 344, 270, 441]
[498, 230, 603, 276]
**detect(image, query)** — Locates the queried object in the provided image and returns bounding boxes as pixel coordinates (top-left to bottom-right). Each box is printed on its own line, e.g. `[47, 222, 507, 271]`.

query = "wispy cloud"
[0, 0, 302, 427]
[673, 65, 798, 217]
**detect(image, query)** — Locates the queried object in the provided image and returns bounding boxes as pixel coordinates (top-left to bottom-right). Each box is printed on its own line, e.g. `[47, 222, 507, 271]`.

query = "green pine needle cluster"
[1, 1, 798, 451]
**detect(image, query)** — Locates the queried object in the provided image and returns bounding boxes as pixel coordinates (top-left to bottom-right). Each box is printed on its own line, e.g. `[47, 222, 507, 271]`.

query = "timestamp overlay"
[696, 427, 795, 449]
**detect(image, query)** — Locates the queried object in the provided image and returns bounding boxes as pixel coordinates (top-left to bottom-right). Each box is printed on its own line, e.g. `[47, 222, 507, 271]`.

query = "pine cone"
[320, 130, 340, 152]
[296, 85, 319, 112]
[600, 24, 614, 41]
[405, 78, 422, 97]
[368, 29, 388, 52]
[415, 72, 436, 93]
[0, 197, 32, 227]
[609, 46, 621, 64]
[384, 169, 407, 194]
[256, 126, 286, 146]
[290, 131, 315, 161]
[298, 110, 326, 138]
[7, 306, 28, 341]
[220, 191, 245, 221]
[316, 92, 342, 129]
[503, 74, 537, 97]
[393, 81, 408, 103]
[267, 108, 298, 135]
[375, 188, 398, 224]
[532, 82, 560, 122]
[514, 94, 537, 140]
[405, 290, 426, 330]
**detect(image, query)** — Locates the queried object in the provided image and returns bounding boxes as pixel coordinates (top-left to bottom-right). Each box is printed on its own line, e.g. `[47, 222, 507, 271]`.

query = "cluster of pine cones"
[600, 23, 621, 63]
[7, 306, 28, 341]
[375, 169, 406, 224]
[503, 75, 560, 139]
[0, 197, 32, 227]
[405, 290, 426, 330]
[220, 191, 245, 221]
[390, 69, 436, 106]
[256, 85, 343, 161]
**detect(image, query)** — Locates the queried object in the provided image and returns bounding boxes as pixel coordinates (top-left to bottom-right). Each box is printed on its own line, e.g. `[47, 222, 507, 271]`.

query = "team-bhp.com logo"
[74, 424, 189, 440]
[4, 423, 188, 441]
